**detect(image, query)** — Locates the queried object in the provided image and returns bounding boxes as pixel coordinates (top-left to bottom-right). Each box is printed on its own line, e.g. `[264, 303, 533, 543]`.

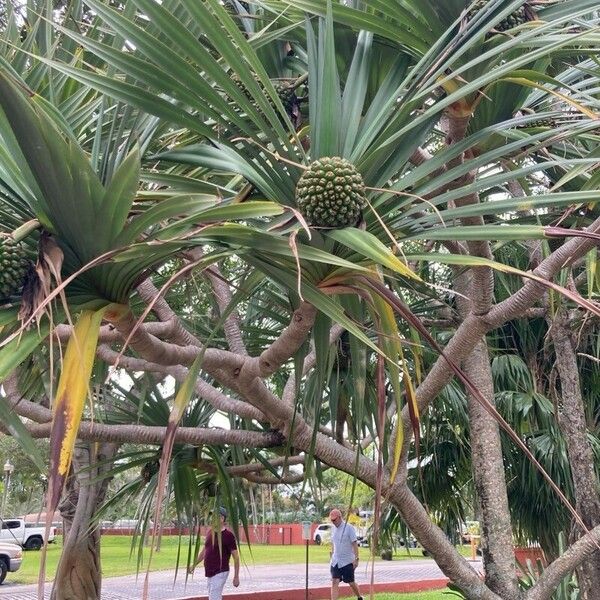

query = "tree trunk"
[454, 264, 521, 599]
[51, 442, 118, 600]
[465, 340, 522, 600]
[549, 311, 600, 599]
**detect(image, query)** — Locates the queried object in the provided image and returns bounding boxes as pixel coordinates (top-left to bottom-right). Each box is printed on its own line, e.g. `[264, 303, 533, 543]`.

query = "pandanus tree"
[0, 1, 600, 599]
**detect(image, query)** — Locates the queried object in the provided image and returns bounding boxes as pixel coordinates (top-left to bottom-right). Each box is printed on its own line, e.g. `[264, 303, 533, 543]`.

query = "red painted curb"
[173, 578, 449, 600]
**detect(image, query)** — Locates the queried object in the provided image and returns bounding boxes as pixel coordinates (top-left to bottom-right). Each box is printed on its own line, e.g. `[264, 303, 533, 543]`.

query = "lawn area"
[373, 593, 454, 600]
[373, 594, 454, 600]
[12, 535, 464, 585]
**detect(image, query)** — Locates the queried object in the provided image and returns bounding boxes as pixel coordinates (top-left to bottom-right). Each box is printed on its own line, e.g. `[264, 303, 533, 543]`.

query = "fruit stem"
[11, 219, 41, 242]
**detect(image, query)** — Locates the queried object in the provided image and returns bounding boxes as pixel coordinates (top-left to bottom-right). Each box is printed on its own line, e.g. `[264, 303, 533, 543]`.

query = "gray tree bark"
[455, 264, 522, 600]
[465, 340, 522, 600]
[51, 442, 118, 600]
[549, 309, 600, 599]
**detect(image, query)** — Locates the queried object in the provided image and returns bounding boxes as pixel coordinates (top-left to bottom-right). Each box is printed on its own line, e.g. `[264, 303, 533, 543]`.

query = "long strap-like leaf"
[39, 304, 126, 598]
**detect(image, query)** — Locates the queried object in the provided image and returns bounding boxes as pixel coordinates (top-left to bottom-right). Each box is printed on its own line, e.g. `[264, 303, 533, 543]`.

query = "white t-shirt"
[330, 522, 357, 568]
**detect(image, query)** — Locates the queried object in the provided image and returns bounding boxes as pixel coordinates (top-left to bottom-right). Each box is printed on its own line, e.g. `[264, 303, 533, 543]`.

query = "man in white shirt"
[329, 508, 363, 600]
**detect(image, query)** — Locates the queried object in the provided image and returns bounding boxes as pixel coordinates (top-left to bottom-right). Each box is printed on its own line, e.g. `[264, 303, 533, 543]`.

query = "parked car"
[0, 542, 22, 584]
[0, 518, 56, 550]
[313, 523, 332, 545]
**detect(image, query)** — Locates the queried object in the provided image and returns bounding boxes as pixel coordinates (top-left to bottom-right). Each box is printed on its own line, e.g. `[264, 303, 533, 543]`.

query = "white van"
[313, 523, 332, 545]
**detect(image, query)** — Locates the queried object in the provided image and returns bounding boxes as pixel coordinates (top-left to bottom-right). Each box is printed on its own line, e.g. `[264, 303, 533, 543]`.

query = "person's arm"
[188, 547, 205, 573]
[352, 540, 359, 568]
[188, 536, 208, 574]
[231, 549, 240, 586]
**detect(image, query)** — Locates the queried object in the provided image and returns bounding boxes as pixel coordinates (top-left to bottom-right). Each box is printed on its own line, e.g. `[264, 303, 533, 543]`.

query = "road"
[0, 558, 480, 599]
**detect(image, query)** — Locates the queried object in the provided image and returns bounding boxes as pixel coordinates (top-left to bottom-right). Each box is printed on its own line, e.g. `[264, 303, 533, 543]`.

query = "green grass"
[372, 593, 455, 599]
[12, 535, 463, 585]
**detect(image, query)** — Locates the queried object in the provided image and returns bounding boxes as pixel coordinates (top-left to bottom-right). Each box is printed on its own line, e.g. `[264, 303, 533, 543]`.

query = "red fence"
[199, 523, 319, 545]
[101, 523, 319, 545]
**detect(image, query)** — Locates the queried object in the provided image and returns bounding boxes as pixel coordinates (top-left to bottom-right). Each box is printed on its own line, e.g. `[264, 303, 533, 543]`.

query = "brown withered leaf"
[18, 232, 64, 324]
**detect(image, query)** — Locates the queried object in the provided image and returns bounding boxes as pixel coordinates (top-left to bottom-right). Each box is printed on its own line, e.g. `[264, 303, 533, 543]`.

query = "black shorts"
[330, 562, 355, 583]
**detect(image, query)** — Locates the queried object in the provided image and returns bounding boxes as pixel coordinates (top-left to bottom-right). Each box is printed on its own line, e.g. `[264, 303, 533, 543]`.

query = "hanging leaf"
[40, 304, 127, 595]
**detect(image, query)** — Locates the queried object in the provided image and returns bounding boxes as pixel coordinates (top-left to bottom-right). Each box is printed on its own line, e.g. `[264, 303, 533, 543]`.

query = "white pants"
[207, 570, 229, 600]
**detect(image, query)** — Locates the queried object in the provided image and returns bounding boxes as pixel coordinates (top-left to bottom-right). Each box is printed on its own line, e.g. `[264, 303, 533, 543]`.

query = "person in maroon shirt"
[189, 507, 240, 599]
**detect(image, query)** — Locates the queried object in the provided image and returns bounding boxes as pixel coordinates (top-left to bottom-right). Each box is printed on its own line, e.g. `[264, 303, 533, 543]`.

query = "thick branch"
[411, 215, 600, 420]
[526, 526, 600, 600]
[107, 308, 250, 378]
[549, 309, 600, 596]
[487, 218, 600, 327]
[26, 421, 283, 447]
[136, 280, 202, 347]
[456, 267, 518, 597]
[226, 455, 305, 476]
[204, 265, 248, 356]
[217, 303, 318, 427]
[257, 302, 317, 377]
[107, 302, 317, 427]
[54, 321, 174, 345]
[108, 309, 204, 366]
[3, 373, 52, 423]
[454, 190, 494, 315]
[185, 248, 248, 355]
[397, 217, 600, 478]
[243, 472, 304, 485]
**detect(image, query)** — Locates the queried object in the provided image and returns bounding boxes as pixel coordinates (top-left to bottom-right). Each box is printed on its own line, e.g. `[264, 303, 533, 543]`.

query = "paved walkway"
[0, 559, 481, 599]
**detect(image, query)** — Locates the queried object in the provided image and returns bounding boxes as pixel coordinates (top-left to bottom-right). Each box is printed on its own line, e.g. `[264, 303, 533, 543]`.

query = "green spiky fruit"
[0, 237, 30, 299]
[467, 1, 530, 33]
[517, 117, 555, 128]
[296, 157, 367, 228]
[274, 82, 298, 115]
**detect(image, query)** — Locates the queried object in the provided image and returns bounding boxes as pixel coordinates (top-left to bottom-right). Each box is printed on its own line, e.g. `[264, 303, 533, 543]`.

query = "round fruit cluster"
[296, 157, 366, 228]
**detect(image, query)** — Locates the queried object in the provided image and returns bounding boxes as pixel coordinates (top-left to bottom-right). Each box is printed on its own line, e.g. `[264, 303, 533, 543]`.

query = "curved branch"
[107, 308, 248, 376]
[398, 216, 600, 463]
[526, 525, 600, 600]
[210, 303, 318, 427]
[288, 421, 500, 599]
[203, 265, 248, 356]
[183, 248, 248, 356]
[487, 217, 600, 327]
[136, 280, 202, 347]
[3, 373, 52, 423]
[256, 302, 317, 377]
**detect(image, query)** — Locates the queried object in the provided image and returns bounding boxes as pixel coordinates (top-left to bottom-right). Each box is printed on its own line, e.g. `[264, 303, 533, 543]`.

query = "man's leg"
[331, 577, 340, 600]
[348, 580, 363, 599]
[343, 563, 362, 600]
[207, 571, 229, 600]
